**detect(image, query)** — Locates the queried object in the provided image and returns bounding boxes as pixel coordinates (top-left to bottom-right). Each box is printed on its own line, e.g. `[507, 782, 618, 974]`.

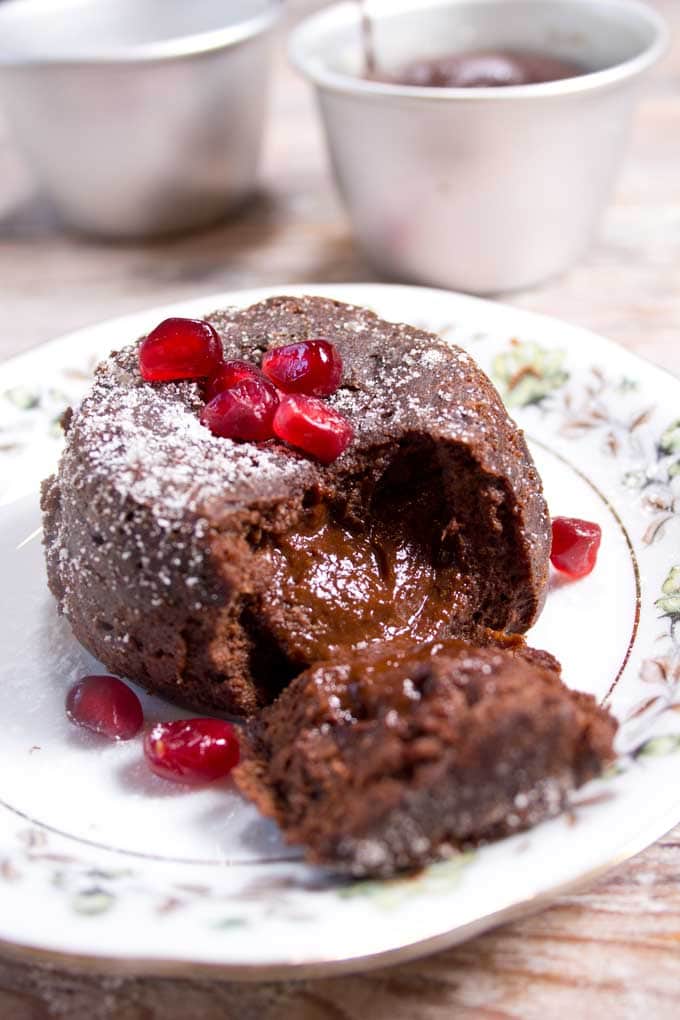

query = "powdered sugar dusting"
[73, 347, 308, 520]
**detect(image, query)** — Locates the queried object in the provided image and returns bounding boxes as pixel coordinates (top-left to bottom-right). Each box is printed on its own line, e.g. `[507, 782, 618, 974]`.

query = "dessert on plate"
[42, 293, 616, 876]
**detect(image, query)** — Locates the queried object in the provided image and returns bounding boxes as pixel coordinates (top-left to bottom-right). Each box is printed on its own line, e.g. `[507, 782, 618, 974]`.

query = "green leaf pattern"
[492, 340, 569, 407]
[656, 566, 680, 618]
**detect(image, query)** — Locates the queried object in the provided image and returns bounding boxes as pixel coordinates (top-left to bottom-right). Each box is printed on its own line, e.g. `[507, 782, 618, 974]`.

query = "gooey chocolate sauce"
[358, 0, 584, 87]
[386, 50, 584, 87]
[266, 500, 466, 666]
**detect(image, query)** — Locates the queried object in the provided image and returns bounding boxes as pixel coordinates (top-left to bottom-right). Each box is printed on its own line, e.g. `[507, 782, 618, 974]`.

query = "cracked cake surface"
[234, 638, 617, 876]
[41, 295, 551, 716]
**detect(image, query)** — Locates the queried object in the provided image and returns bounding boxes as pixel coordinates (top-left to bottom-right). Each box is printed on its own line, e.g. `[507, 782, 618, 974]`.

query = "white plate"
[1, 283, 680, 980]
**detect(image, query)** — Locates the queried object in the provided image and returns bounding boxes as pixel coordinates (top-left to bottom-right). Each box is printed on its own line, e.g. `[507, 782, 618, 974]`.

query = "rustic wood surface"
[1, 0, 679, 1016]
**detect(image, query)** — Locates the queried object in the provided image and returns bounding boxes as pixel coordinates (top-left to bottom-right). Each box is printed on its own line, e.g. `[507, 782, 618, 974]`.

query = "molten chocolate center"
[258, 443, 487, 667]
[266, 503, 460, 664]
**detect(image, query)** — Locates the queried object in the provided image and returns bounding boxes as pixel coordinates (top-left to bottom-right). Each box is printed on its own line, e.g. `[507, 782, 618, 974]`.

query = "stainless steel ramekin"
[0, 0, 281, 238]
[291, 0, 667, 294]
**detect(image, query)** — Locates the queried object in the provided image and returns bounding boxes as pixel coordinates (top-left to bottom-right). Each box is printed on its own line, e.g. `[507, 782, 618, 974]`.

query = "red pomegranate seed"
[273, 394, 354, 464]
[143, 719, 240, 784]
[262, 339, 343, 397]
[139, 318, 223, 382]
[66, 675, 144, 741]
[205, 360, 262, 401]
[550, 517, 602, 578]
[200, 376, 279, 442]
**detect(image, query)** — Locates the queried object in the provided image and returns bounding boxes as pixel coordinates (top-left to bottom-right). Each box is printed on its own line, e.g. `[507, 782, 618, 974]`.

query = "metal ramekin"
[0, 0, 281, 238]
[290, 0, 667, 294]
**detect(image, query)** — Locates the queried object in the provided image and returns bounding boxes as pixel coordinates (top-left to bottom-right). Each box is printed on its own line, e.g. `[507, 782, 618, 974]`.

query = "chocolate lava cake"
[42, 295, 550, 716]
[235, 638, 617, 876]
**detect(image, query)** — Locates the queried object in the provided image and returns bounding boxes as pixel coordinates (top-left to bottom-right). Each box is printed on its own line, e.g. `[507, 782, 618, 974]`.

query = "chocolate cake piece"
[235, 639, 617, 877]
[41, 295, 550, 716]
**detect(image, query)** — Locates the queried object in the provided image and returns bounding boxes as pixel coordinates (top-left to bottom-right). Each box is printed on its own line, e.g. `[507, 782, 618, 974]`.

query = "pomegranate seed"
[66, 675, 144, 741]
[143, 719, 240, 784]
[273, 394, 354, 464]
[200, 377, 279, 442]
[262, 339, 343, 397]
[139, 318, 223, 382]
[550, 517, 602, 578]
[205, 360, 262, 401]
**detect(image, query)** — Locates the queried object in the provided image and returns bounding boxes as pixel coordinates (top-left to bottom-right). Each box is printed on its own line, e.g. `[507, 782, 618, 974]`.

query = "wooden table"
[1, 1, 679, 1016]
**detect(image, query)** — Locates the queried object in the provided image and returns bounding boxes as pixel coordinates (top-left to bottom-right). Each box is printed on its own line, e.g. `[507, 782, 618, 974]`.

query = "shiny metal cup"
[291, 0, 667, 294]
[0, 0, 280, 238]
